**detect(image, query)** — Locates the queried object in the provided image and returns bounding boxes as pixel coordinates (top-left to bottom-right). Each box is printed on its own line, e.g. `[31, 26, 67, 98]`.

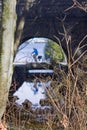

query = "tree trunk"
[14, 0, 36, 52]
[0, 0, 16, 120]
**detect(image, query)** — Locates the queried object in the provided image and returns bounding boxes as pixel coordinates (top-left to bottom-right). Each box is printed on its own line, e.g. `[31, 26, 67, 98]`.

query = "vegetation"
[5, 33, 87, 130]
[45, 40, 65, 64]
[0, 0, 87, 130]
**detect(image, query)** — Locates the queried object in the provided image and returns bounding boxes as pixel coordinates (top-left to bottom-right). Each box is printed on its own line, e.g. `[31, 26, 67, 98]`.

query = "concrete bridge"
[16, 0, 87, 57]
[0, 0, 87, 56]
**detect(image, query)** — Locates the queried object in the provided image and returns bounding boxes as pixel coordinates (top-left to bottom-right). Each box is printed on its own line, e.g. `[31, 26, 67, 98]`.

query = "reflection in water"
[13, 37, 67, 110]
[13, 81, 51, 109]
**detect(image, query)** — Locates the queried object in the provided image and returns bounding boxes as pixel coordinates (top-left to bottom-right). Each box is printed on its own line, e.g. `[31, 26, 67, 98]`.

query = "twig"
[73, 35, 87, 59]
[65, 0, 87, 13]
[70, 50, 87, 67]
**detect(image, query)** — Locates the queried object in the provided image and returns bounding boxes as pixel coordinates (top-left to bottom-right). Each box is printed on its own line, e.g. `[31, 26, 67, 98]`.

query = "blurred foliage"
[45, 39, 65, 64]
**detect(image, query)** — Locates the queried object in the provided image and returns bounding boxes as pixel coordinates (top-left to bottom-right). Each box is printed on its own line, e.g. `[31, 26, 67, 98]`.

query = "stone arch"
[16, 0, 87, 57]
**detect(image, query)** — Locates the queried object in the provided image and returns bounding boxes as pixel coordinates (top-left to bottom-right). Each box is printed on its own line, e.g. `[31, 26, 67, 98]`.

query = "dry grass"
[4, 51, 87, 130]
[2, 2, 87, 129]
[50, 22, 87, 129]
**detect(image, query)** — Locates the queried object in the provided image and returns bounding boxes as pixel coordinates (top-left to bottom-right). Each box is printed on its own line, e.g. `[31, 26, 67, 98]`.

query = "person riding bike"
[32, 48, 38, 62]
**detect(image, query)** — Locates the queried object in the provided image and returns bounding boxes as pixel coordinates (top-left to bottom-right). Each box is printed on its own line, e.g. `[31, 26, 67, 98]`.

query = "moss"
[0, 25, 2, 75]
[2, 0, 11, 25]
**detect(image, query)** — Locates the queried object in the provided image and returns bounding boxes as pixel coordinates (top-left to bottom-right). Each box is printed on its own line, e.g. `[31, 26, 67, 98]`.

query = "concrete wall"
[14, 0, 87, 56]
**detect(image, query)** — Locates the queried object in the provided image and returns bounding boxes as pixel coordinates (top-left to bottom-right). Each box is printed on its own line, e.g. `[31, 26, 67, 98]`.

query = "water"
[13, 81, 51, 109]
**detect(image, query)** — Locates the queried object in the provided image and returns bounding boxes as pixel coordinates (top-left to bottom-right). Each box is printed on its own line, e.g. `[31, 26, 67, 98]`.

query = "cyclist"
[32, 48, 38, 62]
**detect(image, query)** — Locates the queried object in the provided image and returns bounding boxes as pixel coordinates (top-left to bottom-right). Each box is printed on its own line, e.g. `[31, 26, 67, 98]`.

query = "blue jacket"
[32, 48, 38, 55]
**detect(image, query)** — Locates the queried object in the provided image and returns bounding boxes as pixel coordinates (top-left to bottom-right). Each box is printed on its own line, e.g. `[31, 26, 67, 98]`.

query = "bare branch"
[70, 50, 87, 67]
[73, 35, 87, 58]
[65, 0, 87, 13]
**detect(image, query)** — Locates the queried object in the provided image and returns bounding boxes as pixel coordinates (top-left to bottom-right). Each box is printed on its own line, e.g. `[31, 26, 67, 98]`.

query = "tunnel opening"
[4, 0, 87, 129]
[7, 37, 67, 125]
